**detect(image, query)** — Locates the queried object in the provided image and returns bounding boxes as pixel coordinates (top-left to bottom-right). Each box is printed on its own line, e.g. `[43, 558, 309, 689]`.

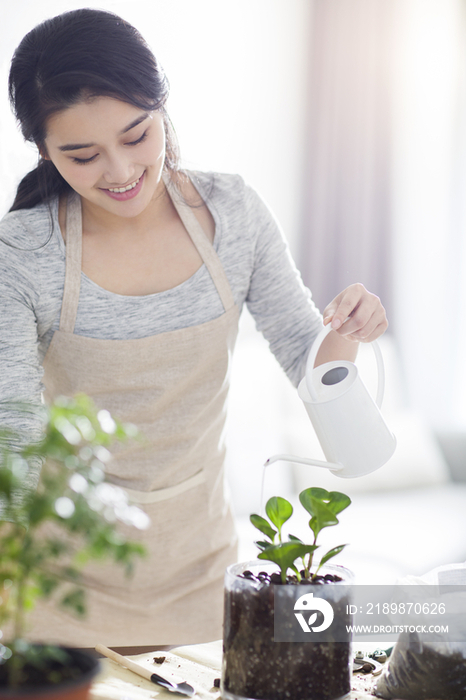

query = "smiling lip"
[101, 172, 145, 201]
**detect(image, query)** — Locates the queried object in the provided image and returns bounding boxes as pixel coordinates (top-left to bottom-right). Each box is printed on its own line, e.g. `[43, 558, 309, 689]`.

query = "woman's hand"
[314, 283, 388, 366]
[323, 283, 388, 342]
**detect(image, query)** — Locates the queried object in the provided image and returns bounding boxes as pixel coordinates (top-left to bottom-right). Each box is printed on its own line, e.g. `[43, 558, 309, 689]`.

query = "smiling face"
[43, 96, 166, 223]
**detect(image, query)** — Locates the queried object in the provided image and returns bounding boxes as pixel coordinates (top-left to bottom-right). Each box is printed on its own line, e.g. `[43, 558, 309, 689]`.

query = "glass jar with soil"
[222, 561, 353, 700]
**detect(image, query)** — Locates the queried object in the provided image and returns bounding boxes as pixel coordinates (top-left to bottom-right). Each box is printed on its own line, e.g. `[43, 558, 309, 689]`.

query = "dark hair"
[8, 8, 179, 212]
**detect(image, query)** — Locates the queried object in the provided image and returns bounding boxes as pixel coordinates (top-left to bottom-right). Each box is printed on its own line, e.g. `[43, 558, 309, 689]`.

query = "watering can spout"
[265, 454, 343, 472]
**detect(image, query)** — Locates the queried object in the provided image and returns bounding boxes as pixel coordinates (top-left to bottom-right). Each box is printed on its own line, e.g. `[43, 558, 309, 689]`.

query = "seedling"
[250, 488, 351, 583]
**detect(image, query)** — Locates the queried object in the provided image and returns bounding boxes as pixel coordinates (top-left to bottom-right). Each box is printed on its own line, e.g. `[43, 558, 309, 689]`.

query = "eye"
[69, 128, 149, 164]
[126, 130, 148, 146]
[72, 154, 98, 165]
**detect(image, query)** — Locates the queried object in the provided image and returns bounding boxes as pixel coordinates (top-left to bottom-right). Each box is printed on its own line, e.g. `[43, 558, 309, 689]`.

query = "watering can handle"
[305, 323, 385, 407]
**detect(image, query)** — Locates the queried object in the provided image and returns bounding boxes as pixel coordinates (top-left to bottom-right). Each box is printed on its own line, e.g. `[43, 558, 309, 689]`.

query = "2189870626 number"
[361, 602, 446, 615]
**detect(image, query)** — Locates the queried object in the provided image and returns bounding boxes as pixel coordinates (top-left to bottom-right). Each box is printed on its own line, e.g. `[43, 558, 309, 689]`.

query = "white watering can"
[266, 324, 396, 478]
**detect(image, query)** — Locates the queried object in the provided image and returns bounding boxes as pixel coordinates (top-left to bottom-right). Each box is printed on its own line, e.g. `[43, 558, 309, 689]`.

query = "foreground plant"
[250, 488, 351, 583]
[0, 394, 148, 688]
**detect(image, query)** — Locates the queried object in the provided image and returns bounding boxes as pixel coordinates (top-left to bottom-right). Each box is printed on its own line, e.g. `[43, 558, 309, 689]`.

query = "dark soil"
[375, 630, 466, 699]
[222, 569, 352, 700]
[153, 656, 166, 665]
[241, 570, 343, 585]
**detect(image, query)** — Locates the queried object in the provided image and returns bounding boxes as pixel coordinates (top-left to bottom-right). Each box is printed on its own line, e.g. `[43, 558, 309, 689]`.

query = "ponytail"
[9, 159, 71, 212]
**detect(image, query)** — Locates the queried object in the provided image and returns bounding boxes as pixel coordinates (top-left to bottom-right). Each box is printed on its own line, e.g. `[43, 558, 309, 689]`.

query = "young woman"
[1, 9, 388, 647]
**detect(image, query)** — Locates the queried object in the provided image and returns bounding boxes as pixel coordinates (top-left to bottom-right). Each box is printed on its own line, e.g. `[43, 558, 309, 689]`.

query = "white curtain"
[299, 0, 466, 431]
[299, 0, 395, 316]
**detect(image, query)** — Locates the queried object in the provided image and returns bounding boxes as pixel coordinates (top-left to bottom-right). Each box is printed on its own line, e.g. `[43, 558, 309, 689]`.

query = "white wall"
[0, 0, 313, 257]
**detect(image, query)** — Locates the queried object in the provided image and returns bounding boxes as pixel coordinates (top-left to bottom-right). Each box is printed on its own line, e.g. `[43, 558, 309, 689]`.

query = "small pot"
[222, 561, 353, 700]
[0, 646, 100, 700]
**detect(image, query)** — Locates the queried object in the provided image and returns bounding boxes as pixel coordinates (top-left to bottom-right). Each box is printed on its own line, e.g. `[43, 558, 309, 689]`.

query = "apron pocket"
[122, 469, 206, 504]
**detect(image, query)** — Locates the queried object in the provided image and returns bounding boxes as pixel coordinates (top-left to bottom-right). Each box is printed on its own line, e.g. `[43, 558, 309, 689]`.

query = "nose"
[103, 151, 135, 187]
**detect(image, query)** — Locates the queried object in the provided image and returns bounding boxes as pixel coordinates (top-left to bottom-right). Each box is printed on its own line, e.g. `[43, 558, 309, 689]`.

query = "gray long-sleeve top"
[0, 170, 323, 488]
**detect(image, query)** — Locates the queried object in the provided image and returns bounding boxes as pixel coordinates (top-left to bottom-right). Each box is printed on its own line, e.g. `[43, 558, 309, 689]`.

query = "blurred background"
[2, 0, 466, 580]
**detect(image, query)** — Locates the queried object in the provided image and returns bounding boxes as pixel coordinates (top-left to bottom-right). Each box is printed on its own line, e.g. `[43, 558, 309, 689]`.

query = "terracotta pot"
[222, 561, 353, 700]
[0, 647, 100, 700]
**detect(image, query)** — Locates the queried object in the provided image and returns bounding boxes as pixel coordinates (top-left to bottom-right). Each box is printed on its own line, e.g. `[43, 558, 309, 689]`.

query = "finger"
[347, 318, 389, 343]
[322, 300, 339, 326]
[327, 284, 368, 330]
[337, 297, 381, 337]
[344, 314, 380, 340]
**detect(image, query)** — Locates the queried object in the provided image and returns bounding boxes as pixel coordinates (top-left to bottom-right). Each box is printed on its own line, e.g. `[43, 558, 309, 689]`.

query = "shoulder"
[186, 170, 272, 225]
[0, 200, 56, 251]
[187, 169, 245, 197]
[0, 200, 58, 299]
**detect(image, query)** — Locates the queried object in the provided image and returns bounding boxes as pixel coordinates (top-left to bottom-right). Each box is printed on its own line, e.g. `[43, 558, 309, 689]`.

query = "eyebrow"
[58, 113, 150, 152]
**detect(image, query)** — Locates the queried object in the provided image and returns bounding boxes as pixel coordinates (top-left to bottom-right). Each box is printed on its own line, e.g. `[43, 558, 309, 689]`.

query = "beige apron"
[30, 176, 239, 647]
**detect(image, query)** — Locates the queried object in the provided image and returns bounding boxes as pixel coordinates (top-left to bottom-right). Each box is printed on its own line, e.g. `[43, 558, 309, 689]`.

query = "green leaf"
[288, 534, 303, 542]
[315, 544, 347, 576]
[300, 488, 344, 540]
[34, 573, 59, 598]
[326, 492, 351, 515]
[311, 499, 339, 527]
[258, 542, 318, 583]
[299, 488, 330, 515]
[308, 500, 338, 539]
[250, 514, 277, 542]
[265, 497, 293, 538]
[60, 587, 86, 617]
[254, 540, 272, 552]
[299, 488, 351, 517]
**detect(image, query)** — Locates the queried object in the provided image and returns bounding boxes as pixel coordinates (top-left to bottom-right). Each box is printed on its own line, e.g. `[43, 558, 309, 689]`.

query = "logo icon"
[294, 592, 334, 633]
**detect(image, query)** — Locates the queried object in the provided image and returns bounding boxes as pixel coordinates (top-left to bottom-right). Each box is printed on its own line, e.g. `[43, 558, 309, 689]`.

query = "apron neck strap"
[163, 173, 235, 312]
[59, 192, 82, 333]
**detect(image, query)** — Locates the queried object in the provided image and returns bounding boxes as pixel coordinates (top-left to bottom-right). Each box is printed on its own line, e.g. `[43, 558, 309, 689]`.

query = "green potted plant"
[0, 394, 148, 699]
[222, 488, 353, 700]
